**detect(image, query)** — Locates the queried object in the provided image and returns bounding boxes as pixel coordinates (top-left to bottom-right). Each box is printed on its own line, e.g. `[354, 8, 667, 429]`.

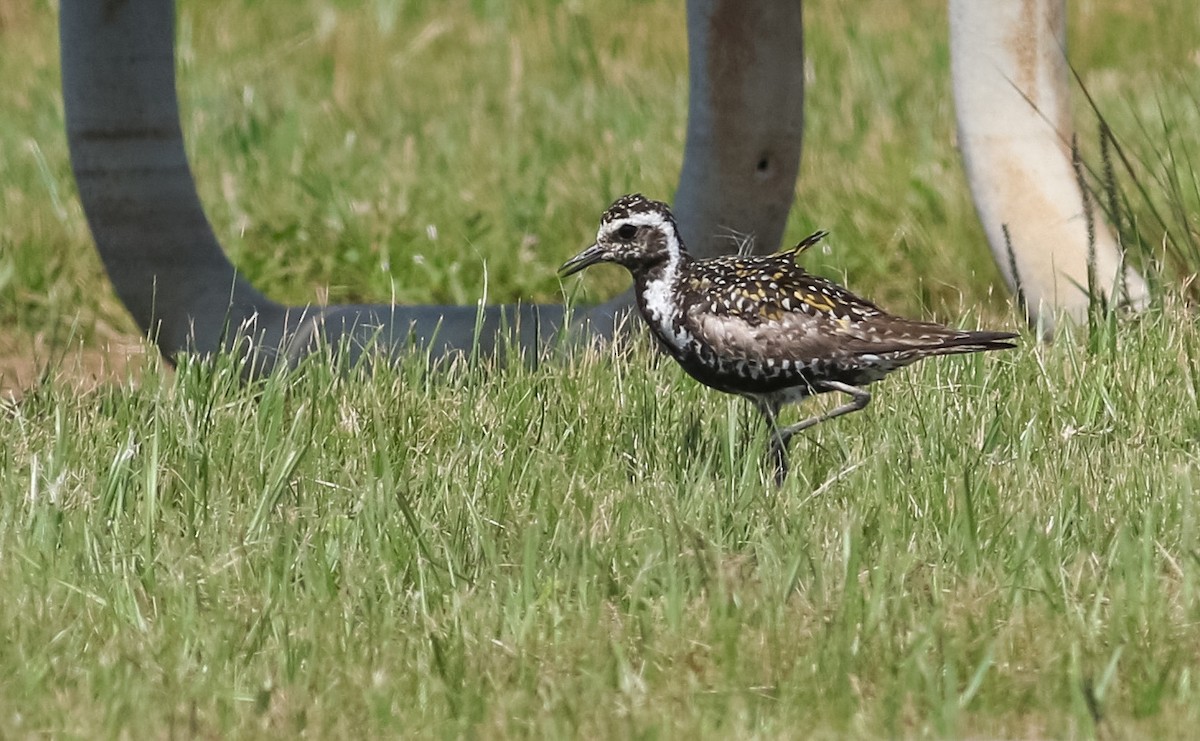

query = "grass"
[4, 314, 1200, 737]
[3, 0, 1200, 736]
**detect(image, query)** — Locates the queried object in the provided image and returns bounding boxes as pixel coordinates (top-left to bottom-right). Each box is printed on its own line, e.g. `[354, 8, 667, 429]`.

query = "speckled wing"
[682, 253, 998, 364]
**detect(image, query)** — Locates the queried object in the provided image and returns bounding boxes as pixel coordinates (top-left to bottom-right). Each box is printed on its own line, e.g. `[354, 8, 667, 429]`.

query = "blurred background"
[2, 0, 1199, 392]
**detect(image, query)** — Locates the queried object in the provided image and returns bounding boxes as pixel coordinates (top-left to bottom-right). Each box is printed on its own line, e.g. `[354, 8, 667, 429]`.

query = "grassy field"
[3, 0, 1200, 736]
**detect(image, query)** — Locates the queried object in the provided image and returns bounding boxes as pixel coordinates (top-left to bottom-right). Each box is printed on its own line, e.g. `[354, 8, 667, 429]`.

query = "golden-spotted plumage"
[560, 194, 1018, 484]
[687, 237, 879, 324]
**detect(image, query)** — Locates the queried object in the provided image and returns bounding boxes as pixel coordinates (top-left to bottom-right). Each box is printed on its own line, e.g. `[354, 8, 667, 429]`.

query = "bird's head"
[559, 194, 684, 278]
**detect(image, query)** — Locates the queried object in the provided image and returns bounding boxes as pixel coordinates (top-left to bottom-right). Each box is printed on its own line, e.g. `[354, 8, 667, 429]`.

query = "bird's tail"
[918, 329, 1019, 355]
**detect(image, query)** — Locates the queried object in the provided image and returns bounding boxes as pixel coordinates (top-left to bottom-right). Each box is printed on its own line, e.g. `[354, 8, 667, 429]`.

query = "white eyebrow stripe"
[603, 211, 670, 232]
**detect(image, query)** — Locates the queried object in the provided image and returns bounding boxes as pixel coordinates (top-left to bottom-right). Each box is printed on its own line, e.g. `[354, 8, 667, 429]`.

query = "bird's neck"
[634, 243, 692, 351]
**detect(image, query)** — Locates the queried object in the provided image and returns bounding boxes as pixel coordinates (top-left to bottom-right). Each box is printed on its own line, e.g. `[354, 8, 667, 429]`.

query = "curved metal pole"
[587, 0, 805, 324]
[61, 0, 804, 369]
[950, 0, 1148, 337]
[61, 0, 566, 371]
[61, 0, 285, 358]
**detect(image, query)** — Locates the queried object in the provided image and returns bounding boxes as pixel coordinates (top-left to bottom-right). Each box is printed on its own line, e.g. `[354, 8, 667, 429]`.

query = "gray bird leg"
[751, 396, 791, 486]
[756, 381, 872, 485]
[778, 381, 872, 444]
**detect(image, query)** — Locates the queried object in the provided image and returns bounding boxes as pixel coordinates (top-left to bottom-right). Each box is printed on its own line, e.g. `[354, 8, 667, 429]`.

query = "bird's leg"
[777, 381, 872, 447]
[751, 397, 790, 486]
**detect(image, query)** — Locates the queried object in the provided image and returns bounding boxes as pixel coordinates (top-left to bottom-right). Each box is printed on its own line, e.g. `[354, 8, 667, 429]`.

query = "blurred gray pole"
[675, 0, 804, 259]
[589, 0, 805, 322]
[60, 0, 567, 369]
[61, 0, 288, 361]
[60, 0, 805, 370]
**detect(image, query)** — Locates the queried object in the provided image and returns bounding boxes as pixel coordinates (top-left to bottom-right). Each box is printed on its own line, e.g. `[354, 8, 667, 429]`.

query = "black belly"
[663, 341, 813, 395]
[661, 338, 893, 397]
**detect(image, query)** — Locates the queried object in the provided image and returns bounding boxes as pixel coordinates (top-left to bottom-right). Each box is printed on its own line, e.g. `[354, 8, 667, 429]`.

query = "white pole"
[950, 0, 1147, 336]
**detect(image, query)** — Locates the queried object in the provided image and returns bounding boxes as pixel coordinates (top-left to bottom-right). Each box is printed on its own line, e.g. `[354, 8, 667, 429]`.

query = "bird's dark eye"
[616, 224, 638, 240]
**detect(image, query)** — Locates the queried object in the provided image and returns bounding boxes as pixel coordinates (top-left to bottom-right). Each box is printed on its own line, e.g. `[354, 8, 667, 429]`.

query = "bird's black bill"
[558, 244, 606, 277]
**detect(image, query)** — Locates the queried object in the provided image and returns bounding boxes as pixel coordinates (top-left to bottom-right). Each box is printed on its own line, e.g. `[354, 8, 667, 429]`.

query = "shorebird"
[560, 194, 1017, 484]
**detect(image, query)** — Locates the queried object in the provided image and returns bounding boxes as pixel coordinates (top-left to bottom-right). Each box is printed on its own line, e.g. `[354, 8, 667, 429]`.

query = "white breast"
[640, 257, 693, 351]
